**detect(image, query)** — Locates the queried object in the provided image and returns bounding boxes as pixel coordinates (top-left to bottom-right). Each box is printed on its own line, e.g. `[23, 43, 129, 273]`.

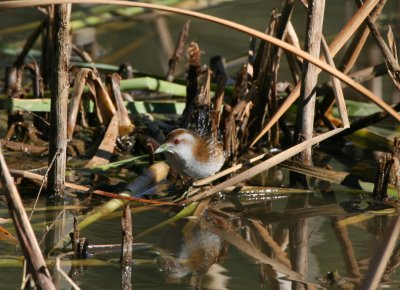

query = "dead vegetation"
[1, 0, 400, 289]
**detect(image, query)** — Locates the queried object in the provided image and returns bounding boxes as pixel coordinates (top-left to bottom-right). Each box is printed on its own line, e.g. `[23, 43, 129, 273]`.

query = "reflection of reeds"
[360, 214, 400, 290]
[120, 204, 133, 290]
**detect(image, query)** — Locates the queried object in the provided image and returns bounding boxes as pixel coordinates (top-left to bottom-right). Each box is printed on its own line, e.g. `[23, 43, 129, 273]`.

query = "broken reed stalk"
[84, 114, 119, 168]
[108, 73, 134, 134]
[166, 20, 190, 82]
[250, 0, 294, 143]
[120, 204, 133, 290]
[48, 4, 71, 196]
[294, 0, 325, 166]
[0, 151, 55, 290]
[360, 213, 400, 290]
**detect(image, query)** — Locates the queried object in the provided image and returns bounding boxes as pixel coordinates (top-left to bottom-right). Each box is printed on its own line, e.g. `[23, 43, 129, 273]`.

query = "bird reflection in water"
[157, 214, 230, 289]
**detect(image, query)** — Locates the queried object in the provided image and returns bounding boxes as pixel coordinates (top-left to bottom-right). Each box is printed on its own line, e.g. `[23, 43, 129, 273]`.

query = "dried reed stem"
[48, 4, 71, 195]
[0, 151, 55, 290]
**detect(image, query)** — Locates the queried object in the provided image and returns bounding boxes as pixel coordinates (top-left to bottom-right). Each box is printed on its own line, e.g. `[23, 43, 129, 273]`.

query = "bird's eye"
[173, 138, 180, 145]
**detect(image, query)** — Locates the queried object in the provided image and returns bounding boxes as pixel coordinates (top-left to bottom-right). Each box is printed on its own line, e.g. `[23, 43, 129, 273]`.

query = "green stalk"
[0, 98, 186, 114]
[89, 154, 149, 172]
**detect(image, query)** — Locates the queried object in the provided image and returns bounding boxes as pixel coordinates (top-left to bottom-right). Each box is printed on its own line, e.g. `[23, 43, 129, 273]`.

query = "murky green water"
[2, 181, 399, 289]
[1, 0, 400, 289]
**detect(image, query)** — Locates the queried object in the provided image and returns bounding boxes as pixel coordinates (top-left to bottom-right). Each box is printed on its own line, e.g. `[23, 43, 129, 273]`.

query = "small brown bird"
[154, 128, 225, 179]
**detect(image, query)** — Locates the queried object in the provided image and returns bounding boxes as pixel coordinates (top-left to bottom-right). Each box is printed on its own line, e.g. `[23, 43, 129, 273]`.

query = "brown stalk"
[245, 37, 256, 87]
[249, 12, 276, 135]
[333, 217, 362, 281]
[91, 76, 117, 125]
[72, 43, 94, 63]
[233, 87, 255, 148]
[71, 43, 100, 77]
[67, 68, 116, 139]
[67, 69, 86, 139]
[9, 169, 175, 206]
[289, 212, 309, 290]
[293, 0, 325, 166]
[249, 219, 291, 269]
[107, 73, 134, 135]
[292, 3, 325, 287]
[321, 37, 349, 128]
[55, 253, 81, 289]
[220, 105, 235, 165]
[0, 151, 55, 290]
[355, 0, 400, 90]
[71, 217, 79, 258]
[182, 42, 201, 123]
[212, 75, 226, 126]
[284, 21, 302, 83]
[14, 20, 46, 67]
[166, 20, 190, 82]
[48, 3, 71, 196]
[250, 0, 294, 144]
[84, 113, 119, 168]
[0, 139, 48, 154]
[120, 204, 132, 290]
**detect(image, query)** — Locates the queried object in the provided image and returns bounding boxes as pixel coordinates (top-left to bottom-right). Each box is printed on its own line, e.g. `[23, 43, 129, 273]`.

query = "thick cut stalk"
[48, 4, 71, 195]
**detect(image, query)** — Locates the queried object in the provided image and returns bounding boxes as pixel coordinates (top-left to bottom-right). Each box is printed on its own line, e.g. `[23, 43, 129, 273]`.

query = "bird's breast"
[164, 150, 225, 180]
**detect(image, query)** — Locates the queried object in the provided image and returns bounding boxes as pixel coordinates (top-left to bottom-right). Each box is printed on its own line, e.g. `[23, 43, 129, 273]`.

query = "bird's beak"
[154, 143, 171, 154]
